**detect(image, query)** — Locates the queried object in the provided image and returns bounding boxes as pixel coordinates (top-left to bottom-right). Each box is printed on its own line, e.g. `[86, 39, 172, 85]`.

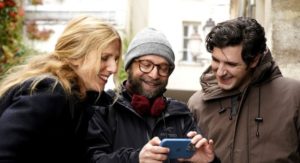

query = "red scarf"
[131, 94, 166, 117]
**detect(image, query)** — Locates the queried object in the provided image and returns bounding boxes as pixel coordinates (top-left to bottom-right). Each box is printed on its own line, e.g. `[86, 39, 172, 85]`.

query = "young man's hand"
[178, 131, 216, 163]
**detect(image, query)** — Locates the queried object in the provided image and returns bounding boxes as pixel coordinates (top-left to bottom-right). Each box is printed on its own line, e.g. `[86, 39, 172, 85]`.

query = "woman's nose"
[107, 60, 118, 74]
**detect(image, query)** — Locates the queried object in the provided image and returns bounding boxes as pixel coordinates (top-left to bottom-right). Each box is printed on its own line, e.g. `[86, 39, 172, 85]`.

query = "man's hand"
[139, 137, 169, 163]
[178, 131, 215, 163]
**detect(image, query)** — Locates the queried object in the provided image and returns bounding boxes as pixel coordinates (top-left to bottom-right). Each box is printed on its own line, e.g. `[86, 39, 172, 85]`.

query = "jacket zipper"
[230, 86, 249, 163]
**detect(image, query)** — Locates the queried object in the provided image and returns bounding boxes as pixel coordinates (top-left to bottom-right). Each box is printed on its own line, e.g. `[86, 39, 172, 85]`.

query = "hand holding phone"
[160, 138, 195, 159]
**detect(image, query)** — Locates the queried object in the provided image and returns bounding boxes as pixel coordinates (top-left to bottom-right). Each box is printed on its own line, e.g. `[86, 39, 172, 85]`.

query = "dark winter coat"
[86, 87, 200, 163]
[188, 50, 300, 163]
[0, 78, 100, 163]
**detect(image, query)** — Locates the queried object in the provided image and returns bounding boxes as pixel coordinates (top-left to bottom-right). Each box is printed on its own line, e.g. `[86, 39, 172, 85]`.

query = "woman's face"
[74, 39, 121, 92]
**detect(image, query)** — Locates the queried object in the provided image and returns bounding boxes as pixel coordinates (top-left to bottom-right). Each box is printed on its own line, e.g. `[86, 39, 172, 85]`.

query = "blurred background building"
[22, 0, 300, 102]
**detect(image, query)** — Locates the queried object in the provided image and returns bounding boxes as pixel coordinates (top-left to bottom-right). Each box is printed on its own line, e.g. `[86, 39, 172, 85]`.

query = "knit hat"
[124, 27, 175, 70]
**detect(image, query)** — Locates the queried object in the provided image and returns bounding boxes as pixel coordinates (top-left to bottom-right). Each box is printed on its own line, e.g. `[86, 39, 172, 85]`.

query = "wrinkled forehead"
[212, 45, 244, 62]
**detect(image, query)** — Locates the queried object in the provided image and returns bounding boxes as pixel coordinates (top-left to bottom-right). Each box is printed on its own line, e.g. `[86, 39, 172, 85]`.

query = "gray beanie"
[124, 27, 175, 70]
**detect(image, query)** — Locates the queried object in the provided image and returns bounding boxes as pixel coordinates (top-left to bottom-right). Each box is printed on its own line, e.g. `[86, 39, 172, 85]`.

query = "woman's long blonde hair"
[0, 15, 121, 99]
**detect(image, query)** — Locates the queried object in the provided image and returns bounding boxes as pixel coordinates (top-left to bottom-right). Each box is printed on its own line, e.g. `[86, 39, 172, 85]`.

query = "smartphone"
[160, 138, 195, 159]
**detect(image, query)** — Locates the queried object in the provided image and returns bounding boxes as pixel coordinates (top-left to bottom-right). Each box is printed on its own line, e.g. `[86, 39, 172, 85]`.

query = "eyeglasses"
[135, 59, 173, 77]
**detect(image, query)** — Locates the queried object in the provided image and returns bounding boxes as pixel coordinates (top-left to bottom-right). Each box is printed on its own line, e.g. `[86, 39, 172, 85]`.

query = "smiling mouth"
[143, 79, 160, 86]
[218, 76, 232, 84]
[98, 74, 109, 82]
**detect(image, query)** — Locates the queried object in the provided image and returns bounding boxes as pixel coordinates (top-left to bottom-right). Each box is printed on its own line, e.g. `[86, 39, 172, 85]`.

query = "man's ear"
[249, 54, 260, 68]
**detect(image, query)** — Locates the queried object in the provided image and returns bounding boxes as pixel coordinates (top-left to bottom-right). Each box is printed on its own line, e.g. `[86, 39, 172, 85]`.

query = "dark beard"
[127, 69, 167, 99]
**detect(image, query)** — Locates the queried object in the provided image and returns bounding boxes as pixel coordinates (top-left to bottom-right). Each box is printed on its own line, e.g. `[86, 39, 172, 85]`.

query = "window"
[180, 19, 215, 66]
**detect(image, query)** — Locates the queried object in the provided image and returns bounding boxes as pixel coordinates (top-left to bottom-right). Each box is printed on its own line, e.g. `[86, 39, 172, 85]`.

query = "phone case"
[160, 138, 195, 159]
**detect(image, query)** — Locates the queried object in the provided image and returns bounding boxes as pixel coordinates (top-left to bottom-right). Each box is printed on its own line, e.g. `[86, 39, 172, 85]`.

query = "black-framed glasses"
[135, 59, 173, 77]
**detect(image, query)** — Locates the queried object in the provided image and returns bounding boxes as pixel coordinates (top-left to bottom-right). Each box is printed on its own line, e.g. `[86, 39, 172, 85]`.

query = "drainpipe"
[238, 0, 246, 16]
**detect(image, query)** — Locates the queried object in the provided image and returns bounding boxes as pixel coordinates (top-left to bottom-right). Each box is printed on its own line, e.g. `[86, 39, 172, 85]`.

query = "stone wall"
[272, 0, 300, 79]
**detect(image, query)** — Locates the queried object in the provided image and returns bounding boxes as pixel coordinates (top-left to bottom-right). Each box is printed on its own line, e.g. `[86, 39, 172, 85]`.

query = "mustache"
[142, 78, 162, 85]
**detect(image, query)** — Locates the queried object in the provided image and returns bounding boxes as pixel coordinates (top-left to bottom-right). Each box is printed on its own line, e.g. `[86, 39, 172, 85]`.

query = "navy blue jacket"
[0, 78, 100, 163]
[86, 87, 200, 163]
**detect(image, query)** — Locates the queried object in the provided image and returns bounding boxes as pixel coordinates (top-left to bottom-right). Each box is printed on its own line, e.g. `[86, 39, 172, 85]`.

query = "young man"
[86, 28, 220, 163]
[188, 17, 300, 163]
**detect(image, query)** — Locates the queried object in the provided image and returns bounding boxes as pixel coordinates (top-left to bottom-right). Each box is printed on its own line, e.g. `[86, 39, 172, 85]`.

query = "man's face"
[127, 55, 170, 98]
[211, 45, 257, 90]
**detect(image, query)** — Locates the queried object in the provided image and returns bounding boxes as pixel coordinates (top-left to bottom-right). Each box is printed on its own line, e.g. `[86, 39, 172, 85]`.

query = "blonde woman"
[0, 15, 121, 163]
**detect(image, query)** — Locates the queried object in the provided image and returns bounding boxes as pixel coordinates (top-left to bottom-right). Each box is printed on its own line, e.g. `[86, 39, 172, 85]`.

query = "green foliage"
[0, 0, 26, 75]
[116, 35, 131, 84]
